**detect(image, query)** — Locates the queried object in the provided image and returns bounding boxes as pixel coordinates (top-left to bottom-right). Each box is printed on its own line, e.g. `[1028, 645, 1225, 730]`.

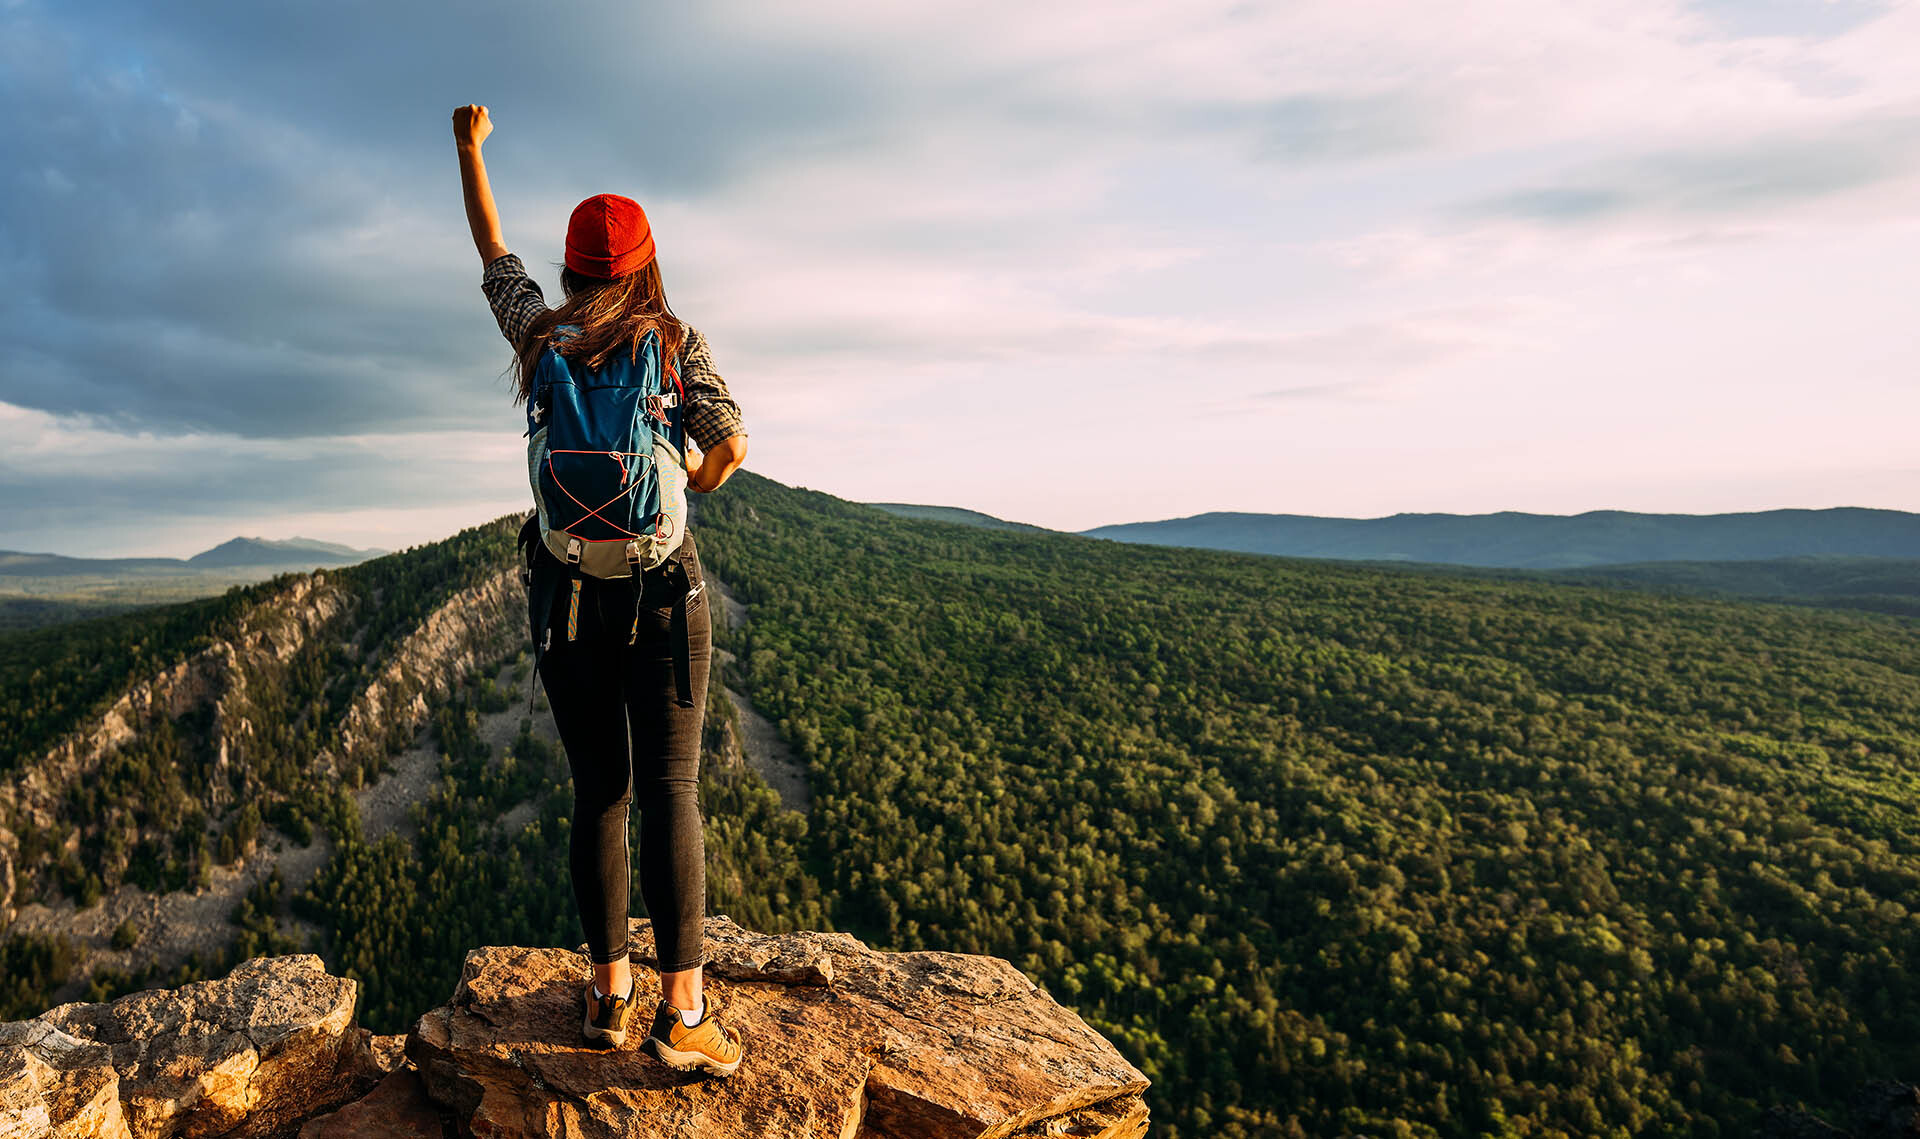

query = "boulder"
[1006, 1093, 1147, 1139]
[0, 1019, 128, 1139]
[298, 1069, 451, 1139]
[3, 954, 366, 1139]
[1851, 1080, 1920, 1138]
[407, 916, 1150, 1139]
[336, 1028, 408, 1088]
[1753, 1106, 1849, 1139]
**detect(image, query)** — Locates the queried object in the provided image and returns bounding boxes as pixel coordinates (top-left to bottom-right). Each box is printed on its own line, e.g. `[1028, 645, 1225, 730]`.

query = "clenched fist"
[453, 104, 493, 149]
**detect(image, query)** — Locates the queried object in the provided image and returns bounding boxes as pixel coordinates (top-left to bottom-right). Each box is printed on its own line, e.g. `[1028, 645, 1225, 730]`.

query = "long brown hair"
[515, 259, 685, 403]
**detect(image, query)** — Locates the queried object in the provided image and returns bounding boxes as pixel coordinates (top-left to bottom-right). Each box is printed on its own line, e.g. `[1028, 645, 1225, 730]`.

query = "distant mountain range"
[185, 535, 381, 568]
[868, 501, 1920, 618]
[872, 502, 1920, 569]
[0, 537, 387, 630]
[1046, 506, 1920, 570]
[2, 536, 384, 577]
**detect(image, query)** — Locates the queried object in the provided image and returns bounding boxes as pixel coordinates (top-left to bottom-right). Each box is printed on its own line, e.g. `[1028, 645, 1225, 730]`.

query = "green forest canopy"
[688, 473, 1920, 1139]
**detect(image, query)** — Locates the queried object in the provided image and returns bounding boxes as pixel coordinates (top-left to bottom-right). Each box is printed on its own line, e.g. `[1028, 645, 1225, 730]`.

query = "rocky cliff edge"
[1, 917, 1150, 1139]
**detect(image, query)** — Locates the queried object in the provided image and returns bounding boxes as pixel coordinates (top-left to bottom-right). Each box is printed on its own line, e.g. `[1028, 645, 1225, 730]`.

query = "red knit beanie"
[565, 193, 656, 278]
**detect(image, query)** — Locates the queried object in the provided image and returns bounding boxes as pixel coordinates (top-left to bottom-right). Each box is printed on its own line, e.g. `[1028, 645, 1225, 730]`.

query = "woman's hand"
[453, 104, 493, 150]
[687, 435, 747, 493]
[454, 104, 509, 264]
[684, 444, 707, 493]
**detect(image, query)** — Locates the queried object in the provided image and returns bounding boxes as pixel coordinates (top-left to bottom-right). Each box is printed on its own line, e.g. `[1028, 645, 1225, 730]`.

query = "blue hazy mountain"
[1078, 506, 1920, 569]
[0, 538, 387, 630]
[185, 536, 382, 568]
[2, 537, 383, 577]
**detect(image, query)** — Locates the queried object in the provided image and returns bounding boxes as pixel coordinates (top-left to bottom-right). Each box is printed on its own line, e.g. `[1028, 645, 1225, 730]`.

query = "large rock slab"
[407, 916, 1150, 1139]
[3, 954, 365, 1139]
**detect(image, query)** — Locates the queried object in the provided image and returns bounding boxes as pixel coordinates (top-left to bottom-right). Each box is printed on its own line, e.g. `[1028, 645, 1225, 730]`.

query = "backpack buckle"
[565, 536, 582, 564]
[625, 539, 642, 568]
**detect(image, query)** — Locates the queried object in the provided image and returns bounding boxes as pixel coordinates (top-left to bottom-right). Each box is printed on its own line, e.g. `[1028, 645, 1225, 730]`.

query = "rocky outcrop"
[2, 921, 1148, 1139]
[1852, 1082, 1920, 1138]
[297, 1068, 450, 1139]
[407, 916, 1149, 1139]
[0, 954, 370, 1139]
[1758, 1081, 1920, 1139]
[0, 1018, 126, 1139]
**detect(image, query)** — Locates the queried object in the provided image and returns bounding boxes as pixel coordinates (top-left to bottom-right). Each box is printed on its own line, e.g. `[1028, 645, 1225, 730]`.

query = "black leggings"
[534, 530, 710, 972]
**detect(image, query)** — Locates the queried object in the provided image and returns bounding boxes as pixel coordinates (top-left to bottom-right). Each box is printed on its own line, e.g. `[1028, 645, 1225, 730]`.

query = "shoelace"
[697, 995, 743, 1054]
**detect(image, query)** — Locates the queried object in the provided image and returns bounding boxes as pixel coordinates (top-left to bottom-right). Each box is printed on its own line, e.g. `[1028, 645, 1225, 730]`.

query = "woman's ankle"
[659, 964, 703, 1012]
[592, 959, 634, 999]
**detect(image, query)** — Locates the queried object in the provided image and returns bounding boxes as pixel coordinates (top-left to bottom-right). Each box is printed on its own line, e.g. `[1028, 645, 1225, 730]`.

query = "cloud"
[0, 10, 520, 437]
[1473, 115, 1920, 224]
[1689, 0, 1893, 42]
[0, 401, 526, 555]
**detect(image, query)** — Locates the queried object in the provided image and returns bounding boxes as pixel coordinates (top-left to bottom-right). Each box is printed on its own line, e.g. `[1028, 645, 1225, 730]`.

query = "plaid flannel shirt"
[481, 253, 747, 451]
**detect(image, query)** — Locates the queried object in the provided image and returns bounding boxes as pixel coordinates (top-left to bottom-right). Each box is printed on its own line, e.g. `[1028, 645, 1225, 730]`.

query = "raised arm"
[453, 105, 510, 266]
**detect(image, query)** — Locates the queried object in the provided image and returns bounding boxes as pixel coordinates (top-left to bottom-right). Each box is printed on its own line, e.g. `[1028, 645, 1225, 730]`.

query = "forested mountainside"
[0, 518, 524, 935]
[1080, 505, 1920, 568]
[694, 474, 1920, 1138]
[5, 473, 1920, 1138]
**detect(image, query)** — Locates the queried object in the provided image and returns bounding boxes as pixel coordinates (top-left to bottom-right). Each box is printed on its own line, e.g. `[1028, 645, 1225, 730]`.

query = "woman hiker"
[453, 103, 749, 1074]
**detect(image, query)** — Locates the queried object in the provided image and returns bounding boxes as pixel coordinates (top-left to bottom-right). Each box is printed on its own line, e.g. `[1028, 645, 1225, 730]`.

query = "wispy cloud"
[1472, 115, 1920, 224]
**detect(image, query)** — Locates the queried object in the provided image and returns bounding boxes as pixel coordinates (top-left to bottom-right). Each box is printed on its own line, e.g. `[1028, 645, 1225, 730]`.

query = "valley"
[709, 568, 812, 814]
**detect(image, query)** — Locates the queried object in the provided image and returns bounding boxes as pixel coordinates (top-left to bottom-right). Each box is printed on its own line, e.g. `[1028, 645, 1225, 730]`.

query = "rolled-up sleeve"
[679, 325, 747, 451]
[481, 253, 551, 352]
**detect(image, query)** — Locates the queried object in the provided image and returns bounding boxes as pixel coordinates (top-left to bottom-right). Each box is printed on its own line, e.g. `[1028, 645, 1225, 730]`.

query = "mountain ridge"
[1078, 504, 1920, 568]
[866, 502, 1051, 532]
[0, 537, 390, 631]
[187, 535, 384, 567]
[1, 536, 384, 574]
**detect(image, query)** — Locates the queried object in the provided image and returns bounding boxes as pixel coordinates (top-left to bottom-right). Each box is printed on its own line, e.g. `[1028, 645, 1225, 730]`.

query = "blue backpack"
[524, 324, 690, 578]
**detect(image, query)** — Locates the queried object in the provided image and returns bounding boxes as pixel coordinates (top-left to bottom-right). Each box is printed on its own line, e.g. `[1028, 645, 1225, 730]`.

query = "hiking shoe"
[582, 974, 638, 1047]
[643, 991, 744, 1076]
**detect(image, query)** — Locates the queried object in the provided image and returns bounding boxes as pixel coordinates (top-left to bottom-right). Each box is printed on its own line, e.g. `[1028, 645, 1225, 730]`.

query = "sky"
[2, 0, 1917, 558]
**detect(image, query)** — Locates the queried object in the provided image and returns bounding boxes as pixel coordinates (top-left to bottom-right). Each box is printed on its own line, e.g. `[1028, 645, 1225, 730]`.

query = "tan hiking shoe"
[643, 991, 744, 1076]
[582, 974, 638, 1047]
